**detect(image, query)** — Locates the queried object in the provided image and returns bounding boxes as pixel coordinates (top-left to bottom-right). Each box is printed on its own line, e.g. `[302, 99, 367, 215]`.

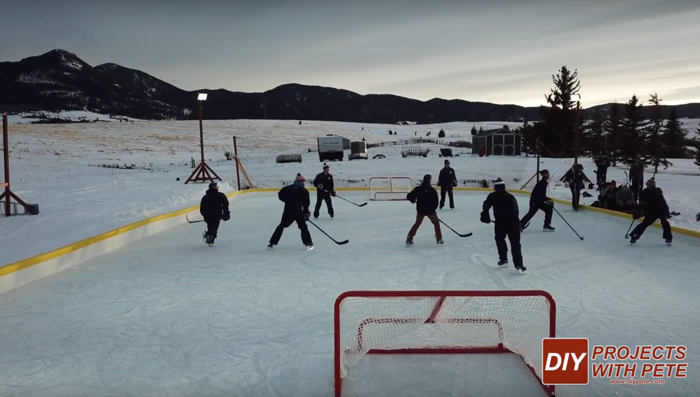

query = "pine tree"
[619, 95, 648, 165]
[646, 93, 668, 173]
[471, 125, 478, 135]
[583, 107, 605, 155]
[663, 108, 686, 160]
[540, 66, 581, 157]
[603, 103, 623, 165]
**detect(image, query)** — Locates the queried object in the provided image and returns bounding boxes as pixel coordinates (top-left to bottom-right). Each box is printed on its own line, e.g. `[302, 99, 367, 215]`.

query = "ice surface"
[0, 191, 699, 397]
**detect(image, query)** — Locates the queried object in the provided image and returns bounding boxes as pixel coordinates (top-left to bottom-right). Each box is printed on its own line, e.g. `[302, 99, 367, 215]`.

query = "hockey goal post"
[368, 176, 413, 201]
[334, 290, 556, 397]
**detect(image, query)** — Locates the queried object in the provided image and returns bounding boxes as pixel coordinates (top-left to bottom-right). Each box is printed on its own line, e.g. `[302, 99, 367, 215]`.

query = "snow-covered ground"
[0, 191, 698, 397]
[1, 118, 699, 267]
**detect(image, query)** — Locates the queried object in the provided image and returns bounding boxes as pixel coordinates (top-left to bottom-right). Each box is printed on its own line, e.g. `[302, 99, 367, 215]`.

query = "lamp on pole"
[185, 93, 221, 184]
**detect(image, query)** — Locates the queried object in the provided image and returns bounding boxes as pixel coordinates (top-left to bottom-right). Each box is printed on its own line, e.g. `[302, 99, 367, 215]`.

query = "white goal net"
[333, 290, 556, 397]
[368, 176, 413, 201]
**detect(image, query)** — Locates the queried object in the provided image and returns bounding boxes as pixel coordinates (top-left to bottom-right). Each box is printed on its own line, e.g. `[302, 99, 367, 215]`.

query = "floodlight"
[198, 93, 208, 101]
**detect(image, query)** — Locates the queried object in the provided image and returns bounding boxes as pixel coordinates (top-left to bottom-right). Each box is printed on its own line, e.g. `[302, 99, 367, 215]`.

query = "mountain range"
[1, 49, 699, 123]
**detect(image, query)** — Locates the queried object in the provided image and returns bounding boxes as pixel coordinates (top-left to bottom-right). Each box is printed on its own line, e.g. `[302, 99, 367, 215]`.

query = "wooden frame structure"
[1, 114, 38, 216]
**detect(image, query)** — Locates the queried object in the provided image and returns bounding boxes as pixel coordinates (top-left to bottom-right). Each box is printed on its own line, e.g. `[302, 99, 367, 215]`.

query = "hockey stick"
[186, 215, 205, 223]
[624, 219, 635, 239]
[439, 219, 473, 238]
[307, 219, 349, 245]
[324, 190, 367, 207]
[552, 206, 584, 240]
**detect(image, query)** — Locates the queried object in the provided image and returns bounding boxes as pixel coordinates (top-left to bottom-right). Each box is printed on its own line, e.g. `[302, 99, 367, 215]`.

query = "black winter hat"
[209, 182, 218, 188]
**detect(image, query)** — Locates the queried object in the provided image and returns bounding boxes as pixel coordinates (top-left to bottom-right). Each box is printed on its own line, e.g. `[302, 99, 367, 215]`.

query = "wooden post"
[536, 132, 541, 183]
[233, 136, 241, 191]
[198, 100, 204, 164]
[2, 115, 9, 215]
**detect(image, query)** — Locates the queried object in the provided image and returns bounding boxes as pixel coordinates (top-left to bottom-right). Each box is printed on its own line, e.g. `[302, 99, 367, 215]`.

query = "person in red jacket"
[406, 174, 443, 245]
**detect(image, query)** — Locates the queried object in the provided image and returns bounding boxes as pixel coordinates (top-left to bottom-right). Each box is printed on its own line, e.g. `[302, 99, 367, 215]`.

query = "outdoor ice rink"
[1, 191, 698, 397]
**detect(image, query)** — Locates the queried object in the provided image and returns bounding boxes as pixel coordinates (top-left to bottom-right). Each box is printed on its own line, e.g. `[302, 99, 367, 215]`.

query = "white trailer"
[317, 134, 346, 162]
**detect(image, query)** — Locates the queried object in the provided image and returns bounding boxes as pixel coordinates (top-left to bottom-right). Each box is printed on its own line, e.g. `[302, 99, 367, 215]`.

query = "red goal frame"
[333, 290, 556, 397]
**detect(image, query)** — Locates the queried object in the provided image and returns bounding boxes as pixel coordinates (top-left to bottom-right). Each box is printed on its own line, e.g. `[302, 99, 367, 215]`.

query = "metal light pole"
[185, 93, 221, 184]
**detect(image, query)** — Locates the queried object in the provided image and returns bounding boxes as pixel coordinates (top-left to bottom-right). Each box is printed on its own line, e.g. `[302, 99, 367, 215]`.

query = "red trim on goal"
[333, 290, 556, 397]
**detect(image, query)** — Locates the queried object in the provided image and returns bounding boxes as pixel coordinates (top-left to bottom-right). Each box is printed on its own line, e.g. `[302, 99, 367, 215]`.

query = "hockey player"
[519, 169, 555, 231]
[562, 163, 589, 211]
[406, 174, 443, 245]
[629, 156, 645, 201]
[629, 178, 672, 245]
[312, 164, 335, 219]
[594, 154, 611, 190]
[199, 182, 230, 246]
[437, 159, 457, 209]
[268, 173, 313, 250]
[697, 212, 700, 222]
[481, 178, 526, 273]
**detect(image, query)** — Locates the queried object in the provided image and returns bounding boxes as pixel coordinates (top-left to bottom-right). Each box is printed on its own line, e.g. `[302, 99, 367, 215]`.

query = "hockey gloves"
[544, 199, 554, 207]
[633, 212, 641, 220]
[223, 212, 230, 221]
[331, 191, 336, 197]
[304, 211, 311, 221]
[480, 211, 491, 224]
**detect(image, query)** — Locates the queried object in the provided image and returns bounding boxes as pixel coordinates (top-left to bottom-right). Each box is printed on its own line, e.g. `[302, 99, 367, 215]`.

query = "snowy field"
[0, 191, 699, 397]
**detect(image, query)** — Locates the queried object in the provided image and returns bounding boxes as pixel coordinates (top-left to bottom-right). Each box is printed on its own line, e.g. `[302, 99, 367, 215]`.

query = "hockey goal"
[334, 290, 556, 397]
[368, 176, 413, 201]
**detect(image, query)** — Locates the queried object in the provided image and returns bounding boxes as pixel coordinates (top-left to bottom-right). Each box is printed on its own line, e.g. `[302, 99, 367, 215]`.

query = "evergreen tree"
[471, 125, 478, 135]
[663, 108, 686, 160]
[619, 95, 648, 165]
[540, 66, 581, 157]
[646, 93, 668, 173]
[583, 107, 605, 155]
[603, 103, 623, 165]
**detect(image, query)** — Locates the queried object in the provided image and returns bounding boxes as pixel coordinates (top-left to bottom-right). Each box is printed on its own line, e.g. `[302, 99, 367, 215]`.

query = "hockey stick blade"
[439, 219, 472, 238]
[308, 219, 349, 245]
[324, 190, 367, 207]
[186, 215, 205, 223]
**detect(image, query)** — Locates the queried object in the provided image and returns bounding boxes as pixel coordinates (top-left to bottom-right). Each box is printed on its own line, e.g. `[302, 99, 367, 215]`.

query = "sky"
[2, 0, 700, 108]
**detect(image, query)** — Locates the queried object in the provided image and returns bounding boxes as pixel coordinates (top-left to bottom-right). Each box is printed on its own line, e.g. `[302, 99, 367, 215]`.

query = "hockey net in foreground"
[368, 176, 413, 201]
[334, 290, 556, 397]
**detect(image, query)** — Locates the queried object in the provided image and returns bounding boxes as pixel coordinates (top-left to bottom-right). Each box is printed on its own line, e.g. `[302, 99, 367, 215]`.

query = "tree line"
[518, 66, 699, 172]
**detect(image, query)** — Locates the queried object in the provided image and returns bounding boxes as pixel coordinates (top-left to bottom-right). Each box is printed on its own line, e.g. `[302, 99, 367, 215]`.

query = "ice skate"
[305, 244, 314, 251]
[498, 259, 508, 268]
[267, 243, 275, 250]
[665, 239, 672, 246]
[629, 234, 638, 244]
[515, 266, 528, 274]
[405, 237, 414, 245]
[520, 221, 530, 232]
[543, 224, 555, 232]
[436, 238, 444, 245]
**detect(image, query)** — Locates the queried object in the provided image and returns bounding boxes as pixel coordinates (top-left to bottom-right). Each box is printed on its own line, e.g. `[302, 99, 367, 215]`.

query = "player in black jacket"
[437, 159, 457, 209]
[268, 174, 313, 250]
[595, 154, 611, 190]
[481, 178, 526, 273]
[406, 174, 443, 245]
[199, 182, 230, 246]
[629, 178, 673, 245]
[562, 163, 590, 211]
[312, 164, 335, 219]
[519, 169, 555, 231]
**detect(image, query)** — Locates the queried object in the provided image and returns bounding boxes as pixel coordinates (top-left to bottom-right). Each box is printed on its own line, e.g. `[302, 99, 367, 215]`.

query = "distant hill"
[1, 49, 699, 122]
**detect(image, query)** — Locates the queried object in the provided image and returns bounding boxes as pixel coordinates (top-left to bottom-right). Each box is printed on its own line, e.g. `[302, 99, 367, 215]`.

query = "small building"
[471, 128, 521, 156]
